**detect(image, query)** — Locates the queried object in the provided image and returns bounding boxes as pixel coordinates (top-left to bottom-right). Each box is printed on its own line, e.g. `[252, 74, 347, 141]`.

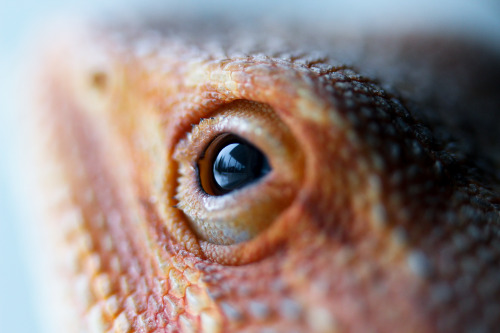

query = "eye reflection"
[213, 142, 271, 192]
[199, 134, 271, 196]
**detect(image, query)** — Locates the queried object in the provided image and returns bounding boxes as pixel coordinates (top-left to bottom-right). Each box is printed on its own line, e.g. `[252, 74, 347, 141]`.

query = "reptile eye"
[199, 134, 271, 196]
[173, 100, 304, 251]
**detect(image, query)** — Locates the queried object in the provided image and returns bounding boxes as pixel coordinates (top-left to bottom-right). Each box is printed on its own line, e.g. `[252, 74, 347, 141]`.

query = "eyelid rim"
[173, 100, 304, 247]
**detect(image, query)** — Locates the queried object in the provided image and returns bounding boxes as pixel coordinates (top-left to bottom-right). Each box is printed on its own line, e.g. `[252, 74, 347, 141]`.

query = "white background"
[1, 1, 499, 331]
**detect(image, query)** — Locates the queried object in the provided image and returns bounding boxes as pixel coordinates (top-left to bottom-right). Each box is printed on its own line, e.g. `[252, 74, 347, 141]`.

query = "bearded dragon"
[31, 16, 500, 333]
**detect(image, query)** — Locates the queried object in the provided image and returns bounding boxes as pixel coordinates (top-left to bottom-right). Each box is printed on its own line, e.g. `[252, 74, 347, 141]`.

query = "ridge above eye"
[199, 133, 271, 196]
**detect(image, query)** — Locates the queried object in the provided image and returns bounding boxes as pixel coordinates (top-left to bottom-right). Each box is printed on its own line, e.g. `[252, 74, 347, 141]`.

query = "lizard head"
[36, 21, 500, 332]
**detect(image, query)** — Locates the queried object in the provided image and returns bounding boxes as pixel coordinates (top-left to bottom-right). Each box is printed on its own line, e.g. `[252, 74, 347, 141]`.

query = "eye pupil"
[212, 140, 271, 193]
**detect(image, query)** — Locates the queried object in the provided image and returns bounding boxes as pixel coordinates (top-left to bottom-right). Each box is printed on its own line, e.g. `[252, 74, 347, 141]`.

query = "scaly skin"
[34, 20, 500, 332]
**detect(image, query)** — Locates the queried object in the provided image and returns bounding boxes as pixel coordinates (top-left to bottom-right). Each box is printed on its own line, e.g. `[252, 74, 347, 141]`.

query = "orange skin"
[35, 22, 500, 332]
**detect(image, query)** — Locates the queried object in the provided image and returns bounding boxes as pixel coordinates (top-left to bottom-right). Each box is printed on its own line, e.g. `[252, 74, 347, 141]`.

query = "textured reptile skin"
[34, 19, 500, 332]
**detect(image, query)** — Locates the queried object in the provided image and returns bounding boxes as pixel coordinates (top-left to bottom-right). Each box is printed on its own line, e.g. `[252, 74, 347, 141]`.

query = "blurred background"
[1, 0, 499, 332]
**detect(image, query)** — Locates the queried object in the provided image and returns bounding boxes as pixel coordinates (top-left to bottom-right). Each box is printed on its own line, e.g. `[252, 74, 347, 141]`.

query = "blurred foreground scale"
[32, 15, 500, 333]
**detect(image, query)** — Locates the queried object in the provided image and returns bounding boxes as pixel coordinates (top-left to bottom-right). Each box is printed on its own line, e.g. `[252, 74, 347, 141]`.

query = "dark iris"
[213, 141, 271, 192]
[199, 134, 271, 195]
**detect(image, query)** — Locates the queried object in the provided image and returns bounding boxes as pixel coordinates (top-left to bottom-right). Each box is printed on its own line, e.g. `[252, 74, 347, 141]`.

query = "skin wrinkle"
[34, 20, 500, 333]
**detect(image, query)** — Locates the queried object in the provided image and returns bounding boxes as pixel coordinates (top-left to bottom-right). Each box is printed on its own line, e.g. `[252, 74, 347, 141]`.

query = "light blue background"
[1, 1, 499, 332]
